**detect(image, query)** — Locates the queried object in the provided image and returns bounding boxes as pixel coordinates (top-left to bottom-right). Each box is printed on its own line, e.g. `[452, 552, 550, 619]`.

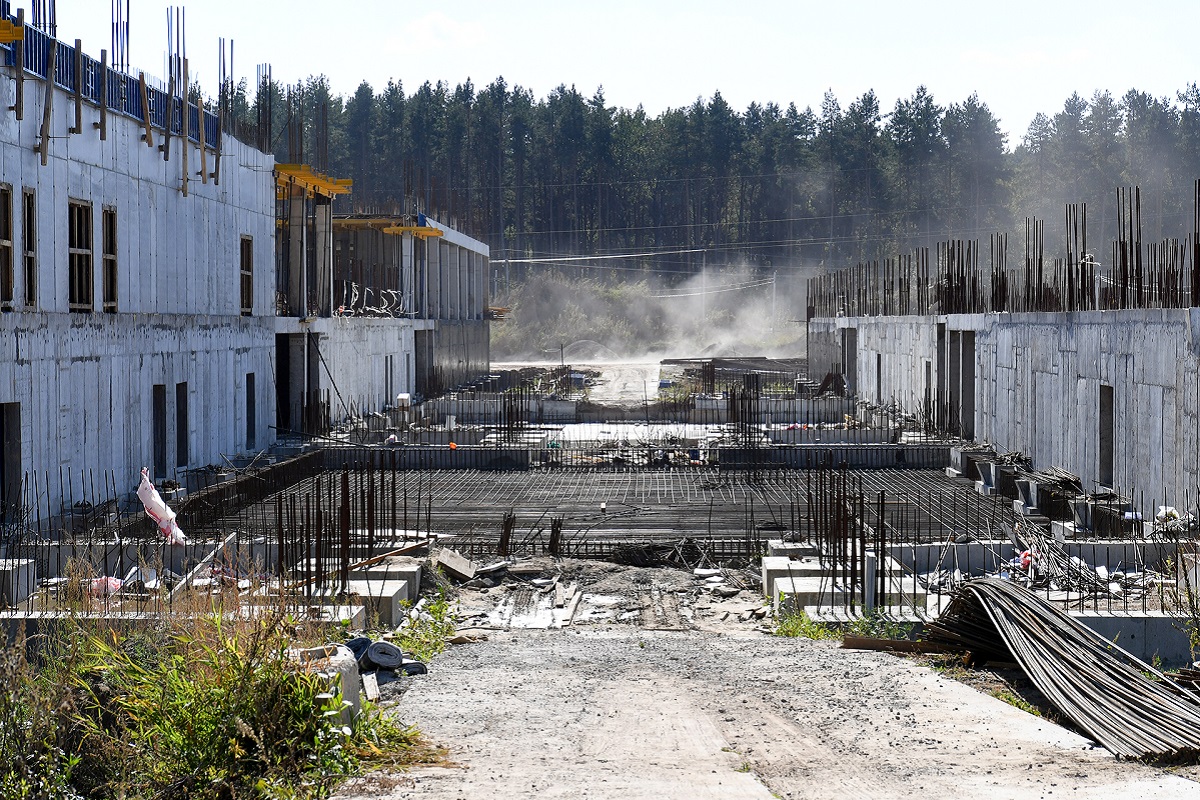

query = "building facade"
[0, 10, 492, 519]
[0, 15, 275, 518]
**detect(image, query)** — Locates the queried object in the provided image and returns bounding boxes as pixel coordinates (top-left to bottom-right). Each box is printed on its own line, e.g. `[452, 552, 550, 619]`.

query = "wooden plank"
[37, 39, 56, 165]
[841, 635, 950, 654]
[138, 72, 154, 147]
[70, 39, 82, 134]
[361, 671, 380, 702]
[198, 92, 208, 184]
[95, 49, 107, 139]
[9, 10, 24, 120]
[160, 71, 174, 160]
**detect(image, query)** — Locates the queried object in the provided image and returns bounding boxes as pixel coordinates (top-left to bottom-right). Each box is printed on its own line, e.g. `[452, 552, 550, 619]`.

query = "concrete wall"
[816, 309, 1200, 514]
[0, 51, 276, 510]
[305, 317, 418, 418]
[809, 317, 938, 414]
[1, 313, 273, 483]
[415, 319, 491, 395]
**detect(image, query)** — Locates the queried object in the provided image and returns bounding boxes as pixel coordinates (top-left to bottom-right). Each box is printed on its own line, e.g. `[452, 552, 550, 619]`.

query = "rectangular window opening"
[0, 402, 20, 525]
[246, 373, 256, 451]
[175, 382, 189, 468]
[152, 385, 167, 480]
[1099, 384, 1114, 488]
[240, 236, 253, 316]
[0, 185, 12, 311]
[68, 201, 93, 312]
[22, 190, 35, 307]
[102, 207, 117, 312]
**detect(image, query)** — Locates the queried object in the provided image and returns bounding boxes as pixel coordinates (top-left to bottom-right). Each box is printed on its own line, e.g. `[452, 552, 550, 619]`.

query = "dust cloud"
[491, 263, 814, 362]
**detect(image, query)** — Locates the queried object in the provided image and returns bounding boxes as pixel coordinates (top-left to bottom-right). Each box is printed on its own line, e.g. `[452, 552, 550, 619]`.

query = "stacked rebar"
[927, 578, 1200, 761]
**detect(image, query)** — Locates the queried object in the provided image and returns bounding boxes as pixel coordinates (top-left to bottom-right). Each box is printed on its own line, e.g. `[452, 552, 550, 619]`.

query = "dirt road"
[337, 626, 1198, 799]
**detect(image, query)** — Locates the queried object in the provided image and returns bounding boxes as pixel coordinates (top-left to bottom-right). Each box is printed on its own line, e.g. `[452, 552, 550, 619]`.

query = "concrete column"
[936, 323, 947, 431]
[287, 187, 306, 316]
[948, 331, 961, 437]
[430, 240, 442, 319]
[863, 551, 877, 612]
[314, 198, 331, 316]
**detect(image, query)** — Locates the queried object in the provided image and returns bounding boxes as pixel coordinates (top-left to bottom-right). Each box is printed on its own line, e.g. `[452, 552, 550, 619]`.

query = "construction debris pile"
[430, 549, 769, 632]
[926, 578, 1200, 762]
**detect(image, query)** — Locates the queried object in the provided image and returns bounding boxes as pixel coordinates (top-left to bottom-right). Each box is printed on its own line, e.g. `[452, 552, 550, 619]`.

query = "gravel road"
[335, 625, 1199, 799]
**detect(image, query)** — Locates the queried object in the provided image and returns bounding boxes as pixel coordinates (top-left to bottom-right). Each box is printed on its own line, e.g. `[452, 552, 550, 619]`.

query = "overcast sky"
[41, 0, 1196, 146]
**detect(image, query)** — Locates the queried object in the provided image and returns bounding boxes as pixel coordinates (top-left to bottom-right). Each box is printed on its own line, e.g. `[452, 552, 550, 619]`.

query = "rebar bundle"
[926, 578, 1200, 762]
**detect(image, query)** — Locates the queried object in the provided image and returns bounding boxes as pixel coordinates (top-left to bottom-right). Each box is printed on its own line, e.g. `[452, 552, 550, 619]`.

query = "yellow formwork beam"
[0, 20, 24, 43]
[331, 217, 408, 230]
[382, 225, 444, 239]
[275, 163, 352, 197]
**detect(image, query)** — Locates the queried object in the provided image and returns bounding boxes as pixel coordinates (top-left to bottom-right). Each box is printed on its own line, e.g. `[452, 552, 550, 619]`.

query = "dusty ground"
[334, 559, 1200, 799]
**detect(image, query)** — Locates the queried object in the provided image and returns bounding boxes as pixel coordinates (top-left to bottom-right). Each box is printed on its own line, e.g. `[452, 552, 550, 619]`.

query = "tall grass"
[1, 585, 429, 798]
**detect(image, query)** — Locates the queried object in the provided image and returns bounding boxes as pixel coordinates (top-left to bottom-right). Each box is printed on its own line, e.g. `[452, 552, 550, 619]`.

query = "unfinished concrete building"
[272, 197, 491, 436]
[807, 189, 1200, 517]
[0, 12, 276, 517]
[0, 8, 491, 517]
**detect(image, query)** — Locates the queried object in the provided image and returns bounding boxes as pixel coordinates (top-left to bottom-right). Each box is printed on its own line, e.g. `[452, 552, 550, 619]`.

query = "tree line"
[227, 77, 1200, 273]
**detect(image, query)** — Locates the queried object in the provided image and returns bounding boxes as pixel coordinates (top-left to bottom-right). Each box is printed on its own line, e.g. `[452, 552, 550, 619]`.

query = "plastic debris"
[137, 467, 188, 545]
[89, 576, 123, 597]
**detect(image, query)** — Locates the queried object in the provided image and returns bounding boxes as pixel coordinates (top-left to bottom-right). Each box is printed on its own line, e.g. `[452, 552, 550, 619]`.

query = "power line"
[648, 279, 775, 299]
[504, 248, 705, 264]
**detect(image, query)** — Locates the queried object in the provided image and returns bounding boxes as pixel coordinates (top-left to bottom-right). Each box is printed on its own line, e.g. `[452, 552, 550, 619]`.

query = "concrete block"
[358, 562, 421, 604]
[435, 548, 476, 582]
[1050, 520, 1077, 541]
[1013, 499, 1040, 517]
[773, 572, 926, 614]
[773, 576, 848, 613]
[761, 556, 824, 600]
[343, 578, 409, 628]
[291, 558, 421, 604]
[765, 539, 819, 558]
[0, 559, 36, 606]
[292, 644, 361, 725]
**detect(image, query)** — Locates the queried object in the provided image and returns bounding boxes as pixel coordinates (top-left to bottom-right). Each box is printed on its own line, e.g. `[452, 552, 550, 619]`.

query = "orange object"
[448, 442, 457, 450]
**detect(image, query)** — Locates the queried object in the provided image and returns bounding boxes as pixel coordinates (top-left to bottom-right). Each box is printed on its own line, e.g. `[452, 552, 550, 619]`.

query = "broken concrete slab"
[435, 549, 477, 582]
[507, 562, 547, 577]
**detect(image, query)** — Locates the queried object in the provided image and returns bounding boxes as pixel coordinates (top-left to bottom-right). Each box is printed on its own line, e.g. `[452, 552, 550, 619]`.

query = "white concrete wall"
[970, 309, 1200, 506]
[844, 317, 939, 411]
[815, 309, 1200, 513]
[0, 58, 275, 508]
[307, 318, 417, 418]
[0, 313, 273, 477]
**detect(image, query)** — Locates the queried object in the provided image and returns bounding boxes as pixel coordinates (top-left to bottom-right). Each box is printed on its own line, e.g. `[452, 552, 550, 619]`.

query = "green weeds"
[392, 591, 456, 663]
[1, 608, 425, 800]
[773, 607, 915, 641]
[773, 610, 841, 640]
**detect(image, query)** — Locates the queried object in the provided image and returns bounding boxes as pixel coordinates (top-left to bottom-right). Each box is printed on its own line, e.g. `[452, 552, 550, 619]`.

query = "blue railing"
[1, 6, 222, 147]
